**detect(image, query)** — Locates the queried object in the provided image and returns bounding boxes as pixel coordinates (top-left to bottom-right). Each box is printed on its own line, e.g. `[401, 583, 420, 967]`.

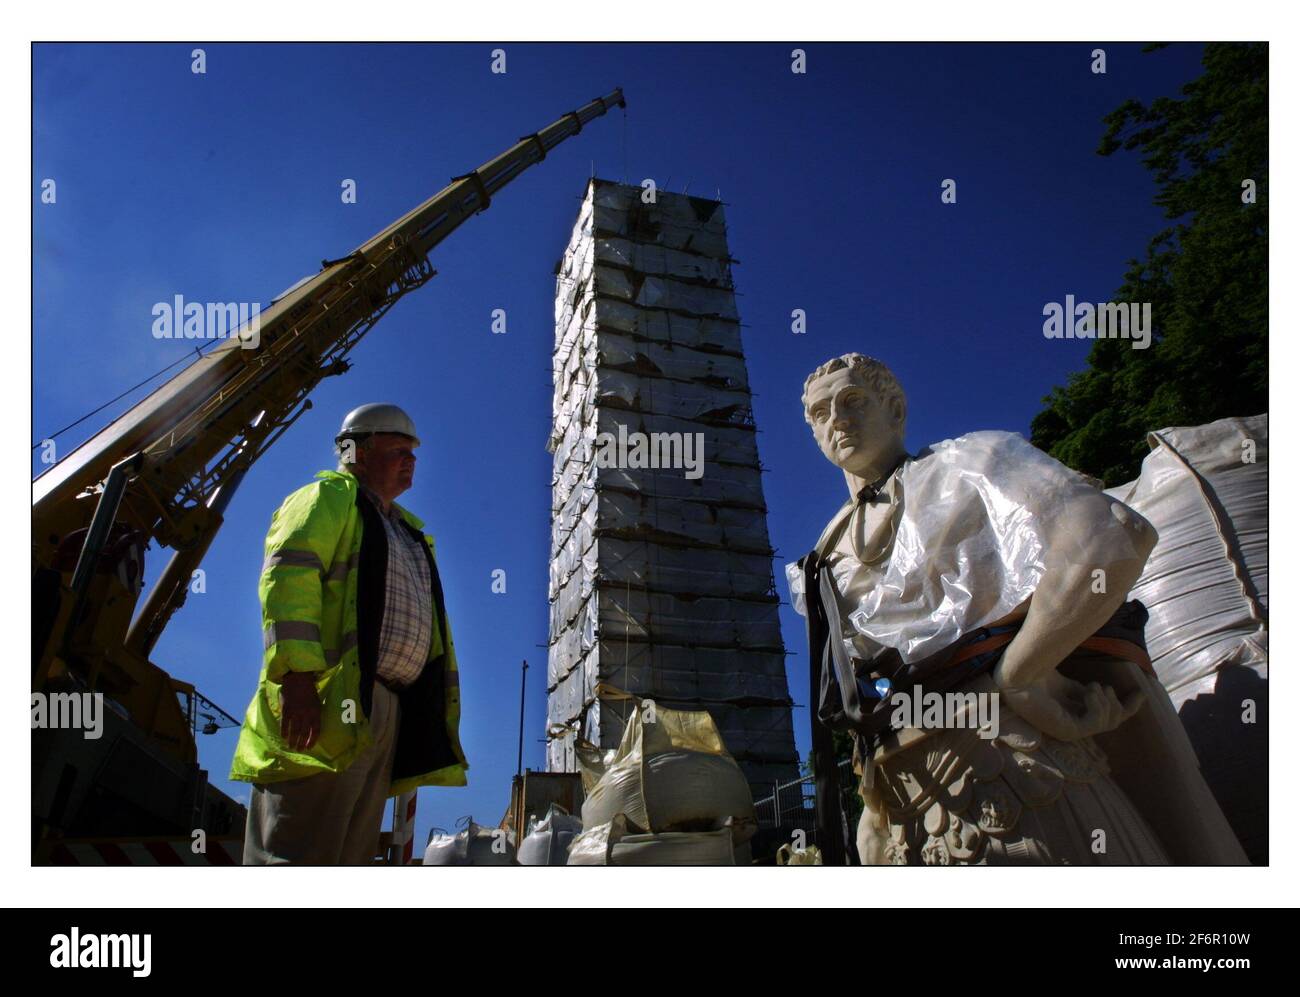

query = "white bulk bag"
[1104, 414, 1267, 705]
[517, 805, 584, 866]
[422, 819, 516, 866]
[576, 684, 755, 839]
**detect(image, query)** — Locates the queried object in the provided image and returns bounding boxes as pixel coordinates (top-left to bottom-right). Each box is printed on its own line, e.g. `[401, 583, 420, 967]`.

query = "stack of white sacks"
[565, 685, 756, 865]
[517, 805, 584, 866]
[1103, 413, 1267, 709]
[1104, 413, 1267, 861]
[422, 818, 516, 866]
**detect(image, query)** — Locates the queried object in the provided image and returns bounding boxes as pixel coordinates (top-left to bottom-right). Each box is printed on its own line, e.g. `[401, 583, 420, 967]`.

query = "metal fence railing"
[751, 758, 859, 834]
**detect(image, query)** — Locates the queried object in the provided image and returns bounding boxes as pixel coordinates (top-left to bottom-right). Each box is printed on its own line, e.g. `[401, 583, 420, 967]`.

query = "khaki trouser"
[243, 681, 400, 865]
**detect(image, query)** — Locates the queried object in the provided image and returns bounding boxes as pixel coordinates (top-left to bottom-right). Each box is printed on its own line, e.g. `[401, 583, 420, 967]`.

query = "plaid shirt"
[360, 486, 440, 688]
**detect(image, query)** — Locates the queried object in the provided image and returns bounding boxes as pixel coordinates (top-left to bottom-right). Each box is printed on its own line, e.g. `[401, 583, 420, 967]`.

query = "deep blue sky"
[33, 42, 1206, 848]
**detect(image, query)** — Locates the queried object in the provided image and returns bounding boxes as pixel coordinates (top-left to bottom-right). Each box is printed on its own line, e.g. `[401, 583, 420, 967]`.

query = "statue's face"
[804, 368, 904, 479]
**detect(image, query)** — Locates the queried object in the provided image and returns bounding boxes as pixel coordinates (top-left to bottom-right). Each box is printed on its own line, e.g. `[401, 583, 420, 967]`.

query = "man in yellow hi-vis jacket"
[231, 403, 467, 864]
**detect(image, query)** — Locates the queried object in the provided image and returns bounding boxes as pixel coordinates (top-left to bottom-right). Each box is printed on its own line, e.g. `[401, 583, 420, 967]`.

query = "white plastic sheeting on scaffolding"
[596, 333, 751, 389]
[556, 329, 751, 408]
[555, 585, 783, 650]
[594, 236, 732, 286]
[551, 297, 748, 451]
[551, 491, 774, 568]
[550, 540, 775, 620]
[552, 454, 767, 515]
[553, 285, 746, 374]
[548, 639, 791, 713]
[589, 298, 744, 352]
[553, 323, 751, 433]
[546, 180, 799, 795]
[554, 221, 594, 325]
[552, 366, 752, 438]
[552, 536, 774, 602]
[547, 635, 787, 693]
[561, 367, 753, 427]
[593, 265, 740, 320]
[554, 450, 759, 525]
[551, 478, 769, 558]
[548, 658, 793, 724]
[550, 408, 760, 496]
[590, 181, 732, 258]
[549, 575, 783, 646]
[1104, 414, 1268, 708]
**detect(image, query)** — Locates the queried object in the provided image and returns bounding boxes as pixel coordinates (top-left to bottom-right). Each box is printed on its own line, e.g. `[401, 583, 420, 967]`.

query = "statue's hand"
[992, 660, 1144, 741]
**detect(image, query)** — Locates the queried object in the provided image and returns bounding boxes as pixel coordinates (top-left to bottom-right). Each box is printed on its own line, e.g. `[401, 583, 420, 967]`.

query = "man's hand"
[993, 660, 1144, 742]
[279, 671, 323, 751]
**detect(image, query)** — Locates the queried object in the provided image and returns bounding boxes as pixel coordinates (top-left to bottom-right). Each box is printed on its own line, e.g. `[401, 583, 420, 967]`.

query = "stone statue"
[790, 353, 1247, 865]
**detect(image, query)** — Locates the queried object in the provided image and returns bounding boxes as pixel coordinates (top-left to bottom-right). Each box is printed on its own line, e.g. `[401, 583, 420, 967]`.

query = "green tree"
[1031, 43, 1267, 485]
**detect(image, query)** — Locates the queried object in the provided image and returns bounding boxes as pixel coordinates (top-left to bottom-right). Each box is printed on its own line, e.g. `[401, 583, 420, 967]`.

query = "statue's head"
[802, 353, 907, 480]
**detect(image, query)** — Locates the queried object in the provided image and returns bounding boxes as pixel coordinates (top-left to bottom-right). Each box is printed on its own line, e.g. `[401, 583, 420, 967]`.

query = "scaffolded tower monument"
[546, 178, 800, 797]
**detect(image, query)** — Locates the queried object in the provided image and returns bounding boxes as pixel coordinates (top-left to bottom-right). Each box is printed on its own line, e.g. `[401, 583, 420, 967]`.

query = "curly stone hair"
[801, 353, 907, 428]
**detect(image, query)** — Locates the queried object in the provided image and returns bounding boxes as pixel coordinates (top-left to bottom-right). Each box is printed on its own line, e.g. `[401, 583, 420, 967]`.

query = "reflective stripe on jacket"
[229, 469, 467, 795]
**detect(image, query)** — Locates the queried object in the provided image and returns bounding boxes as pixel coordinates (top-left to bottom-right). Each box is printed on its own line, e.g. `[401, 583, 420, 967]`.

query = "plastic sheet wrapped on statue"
[788, 353, 1249, 866]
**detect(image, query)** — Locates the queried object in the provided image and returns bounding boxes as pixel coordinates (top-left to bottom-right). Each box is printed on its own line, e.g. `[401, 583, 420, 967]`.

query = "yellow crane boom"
[31, 89, 626, 850]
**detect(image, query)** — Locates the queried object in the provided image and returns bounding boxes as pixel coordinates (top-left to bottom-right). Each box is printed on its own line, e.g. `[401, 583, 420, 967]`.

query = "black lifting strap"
[801, 553, 857, 866]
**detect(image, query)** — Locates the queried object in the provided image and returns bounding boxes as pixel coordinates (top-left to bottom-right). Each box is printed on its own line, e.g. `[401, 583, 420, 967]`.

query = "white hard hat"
[336, 403, 420, 446]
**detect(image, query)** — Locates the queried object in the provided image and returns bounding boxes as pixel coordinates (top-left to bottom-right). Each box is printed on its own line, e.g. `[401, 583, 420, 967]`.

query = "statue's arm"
[992, 490, 1156, 736]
